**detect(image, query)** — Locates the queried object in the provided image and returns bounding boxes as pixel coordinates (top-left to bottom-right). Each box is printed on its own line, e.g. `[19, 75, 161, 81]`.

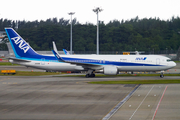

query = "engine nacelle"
[104, 66, 118, 75]
[9, 59, 14, 63]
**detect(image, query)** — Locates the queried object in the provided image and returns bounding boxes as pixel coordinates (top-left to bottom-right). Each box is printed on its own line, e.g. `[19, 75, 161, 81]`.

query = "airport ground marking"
[89, 79, 180, 84]
[2, 82, 17, 85]
[152, 85, 168, 120]
[0, 78, 9, 82]
[129, 85, 154, 120]
[102, 84, 141, 120]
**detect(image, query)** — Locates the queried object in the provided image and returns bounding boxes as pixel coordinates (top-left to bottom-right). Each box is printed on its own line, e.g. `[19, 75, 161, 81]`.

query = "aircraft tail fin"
[63, 49, 70, 55]
[5, 28, 39, 57]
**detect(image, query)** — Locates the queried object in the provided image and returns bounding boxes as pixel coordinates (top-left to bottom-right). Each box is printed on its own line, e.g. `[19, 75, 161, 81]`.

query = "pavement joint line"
[102, 84, 141, 120]
[129, 85, 154, 120]
[152, 85, 168, 120]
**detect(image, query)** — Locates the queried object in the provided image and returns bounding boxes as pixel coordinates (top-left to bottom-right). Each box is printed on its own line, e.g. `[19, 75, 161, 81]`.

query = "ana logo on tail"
[11, 37, 30, 53]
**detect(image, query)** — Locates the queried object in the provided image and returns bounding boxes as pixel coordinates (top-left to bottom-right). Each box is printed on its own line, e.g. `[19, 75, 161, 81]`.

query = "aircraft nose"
[172, 61, 176, 67]
[169, 61, 176, 67]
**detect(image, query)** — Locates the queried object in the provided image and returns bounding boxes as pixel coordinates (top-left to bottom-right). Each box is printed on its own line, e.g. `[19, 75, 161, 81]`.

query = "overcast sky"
[0, 0, 180, 24]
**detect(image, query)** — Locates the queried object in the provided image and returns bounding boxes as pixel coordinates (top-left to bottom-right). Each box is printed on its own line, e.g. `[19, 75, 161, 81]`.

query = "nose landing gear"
[160, 71, 164, 78]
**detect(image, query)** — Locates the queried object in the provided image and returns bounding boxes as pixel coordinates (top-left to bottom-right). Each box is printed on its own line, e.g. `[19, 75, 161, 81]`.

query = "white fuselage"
[10, 54, 176, 72]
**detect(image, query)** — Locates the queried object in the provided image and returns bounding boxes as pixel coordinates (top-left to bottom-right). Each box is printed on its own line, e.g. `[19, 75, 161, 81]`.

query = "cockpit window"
[167, 59, 172, 62]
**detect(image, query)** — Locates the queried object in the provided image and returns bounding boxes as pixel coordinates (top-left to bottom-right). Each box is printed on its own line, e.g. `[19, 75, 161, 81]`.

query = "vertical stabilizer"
[5, 28, 39, 57]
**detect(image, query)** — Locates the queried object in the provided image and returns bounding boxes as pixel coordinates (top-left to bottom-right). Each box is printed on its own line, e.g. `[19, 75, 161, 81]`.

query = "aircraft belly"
[39, 63, 77, 71]
[21, 62, 77, 71]
[43, 66, 76, 71]
[118, 66, 168, 72]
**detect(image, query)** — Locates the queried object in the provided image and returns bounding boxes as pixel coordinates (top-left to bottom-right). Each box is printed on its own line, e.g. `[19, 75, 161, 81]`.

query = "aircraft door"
[41, 58, 45, 65]
[156, 58, 160, 65]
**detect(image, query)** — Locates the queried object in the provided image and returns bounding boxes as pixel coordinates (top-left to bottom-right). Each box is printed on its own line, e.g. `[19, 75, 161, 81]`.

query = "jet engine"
[104, 66, 118, 75]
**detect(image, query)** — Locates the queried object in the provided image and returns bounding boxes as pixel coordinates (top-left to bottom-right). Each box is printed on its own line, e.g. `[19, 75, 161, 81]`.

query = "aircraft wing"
[52, 50, 103, 70]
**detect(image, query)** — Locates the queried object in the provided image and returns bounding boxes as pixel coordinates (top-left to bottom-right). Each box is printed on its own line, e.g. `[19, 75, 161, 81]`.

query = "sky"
[0, 0, 180, 24]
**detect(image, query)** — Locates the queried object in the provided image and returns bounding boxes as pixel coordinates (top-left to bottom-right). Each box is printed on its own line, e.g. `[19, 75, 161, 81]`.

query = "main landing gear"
[85, 70, 95, 78]
[86, 73, 95, 78]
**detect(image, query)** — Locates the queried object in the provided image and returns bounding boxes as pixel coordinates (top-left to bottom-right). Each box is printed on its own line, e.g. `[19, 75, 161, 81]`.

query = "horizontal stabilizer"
[8, 57, 31, 62]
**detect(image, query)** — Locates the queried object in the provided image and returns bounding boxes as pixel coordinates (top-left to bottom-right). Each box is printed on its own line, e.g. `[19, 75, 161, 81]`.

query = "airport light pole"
[68, 12, 75, 54]
[93, 7, 103, 55]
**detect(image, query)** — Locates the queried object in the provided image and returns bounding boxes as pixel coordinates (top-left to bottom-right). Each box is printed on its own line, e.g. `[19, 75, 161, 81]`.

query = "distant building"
[0, 31, 6, 43]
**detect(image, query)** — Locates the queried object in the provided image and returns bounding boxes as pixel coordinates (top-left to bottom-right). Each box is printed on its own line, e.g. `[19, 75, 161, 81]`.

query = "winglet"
[63, 49, 70, 55]
[52, 50, 64, 62]
[52, 41, 58, 53]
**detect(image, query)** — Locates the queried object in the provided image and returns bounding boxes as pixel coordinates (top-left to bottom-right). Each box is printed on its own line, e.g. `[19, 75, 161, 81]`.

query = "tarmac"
[105, 84, 180, 120]
[0, 64, 180, 120]
[0, 76, 136, 120]
[0, 75, 180, 120]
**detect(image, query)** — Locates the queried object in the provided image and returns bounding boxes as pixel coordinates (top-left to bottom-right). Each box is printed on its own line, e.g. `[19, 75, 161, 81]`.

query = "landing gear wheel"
[85, 73, 95, 78]
[86, 74, 90, 78]
[91, 73, 95, 77]
[160, 74, 164, 78]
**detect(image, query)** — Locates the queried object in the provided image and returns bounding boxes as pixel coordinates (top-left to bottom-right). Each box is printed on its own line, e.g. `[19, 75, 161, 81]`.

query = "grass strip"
[89, 79, 180, 84]
[0, 71, 60, 76]
[0, 62, 19, 66]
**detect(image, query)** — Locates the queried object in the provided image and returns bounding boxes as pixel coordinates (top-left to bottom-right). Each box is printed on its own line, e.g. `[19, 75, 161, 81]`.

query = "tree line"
[0, 16, 180, 53]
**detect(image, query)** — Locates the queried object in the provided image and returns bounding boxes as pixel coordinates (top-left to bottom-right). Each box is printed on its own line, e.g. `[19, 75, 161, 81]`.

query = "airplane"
[5, 28, 176, 78]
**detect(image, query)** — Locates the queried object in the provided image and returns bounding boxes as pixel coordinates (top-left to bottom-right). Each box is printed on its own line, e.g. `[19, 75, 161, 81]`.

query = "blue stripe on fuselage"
[61, 57, 163, 66]
[14, 54, 163, 66]
[14, 54, 163, 67]
[18, 56, 163, 66]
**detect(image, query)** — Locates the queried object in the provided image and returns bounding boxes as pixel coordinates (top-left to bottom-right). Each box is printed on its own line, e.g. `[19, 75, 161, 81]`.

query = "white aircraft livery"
[5, 28, 176, 77]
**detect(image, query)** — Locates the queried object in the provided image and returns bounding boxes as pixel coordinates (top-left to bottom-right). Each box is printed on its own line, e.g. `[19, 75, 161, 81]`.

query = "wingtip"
[4, 27, 12, 30]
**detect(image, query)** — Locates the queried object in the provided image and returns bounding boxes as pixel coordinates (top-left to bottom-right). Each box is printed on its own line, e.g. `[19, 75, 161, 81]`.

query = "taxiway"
[0, 76, 180, 120]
